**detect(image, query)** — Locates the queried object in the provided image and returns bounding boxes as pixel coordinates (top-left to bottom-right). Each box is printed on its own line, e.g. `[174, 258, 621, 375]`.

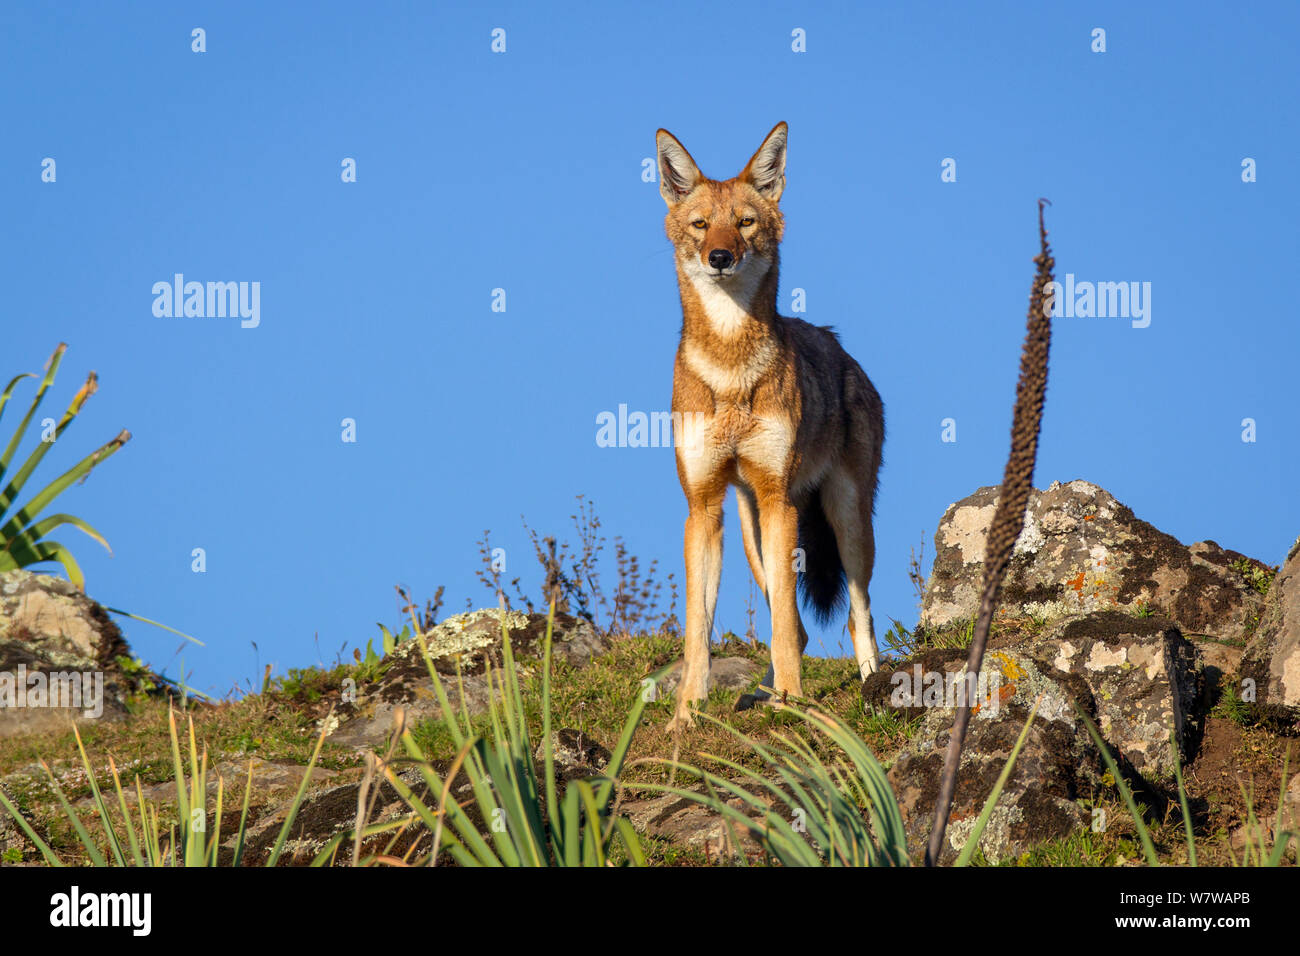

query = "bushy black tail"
[797, 486, 847, 626]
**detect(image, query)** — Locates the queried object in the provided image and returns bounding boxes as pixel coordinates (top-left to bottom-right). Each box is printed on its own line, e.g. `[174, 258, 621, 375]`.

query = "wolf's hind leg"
[822, 467, 879, 679]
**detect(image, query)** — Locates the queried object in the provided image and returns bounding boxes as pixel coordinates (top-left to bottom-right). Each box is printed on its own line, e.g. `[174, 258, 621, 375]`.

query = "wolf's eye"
[739, 217, 755, 227]
[690, 219, 707, 229]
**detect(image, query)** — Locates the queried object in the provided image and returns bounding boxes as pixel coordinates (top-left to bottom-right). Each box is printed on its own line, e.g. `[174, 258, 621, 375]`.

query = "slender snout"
[707, 249, 735, 270]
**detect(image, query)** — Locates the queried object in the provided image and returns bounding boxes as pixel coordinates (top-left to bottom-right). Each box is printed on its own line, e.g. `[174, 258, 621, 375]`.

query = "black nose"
[708, 249, 735, 270]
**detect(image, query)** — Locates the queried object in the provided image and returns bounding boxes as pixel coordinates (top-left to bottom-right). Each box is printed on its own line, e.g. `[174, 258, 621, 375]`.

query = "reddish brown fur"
[656, 122, 884, 731]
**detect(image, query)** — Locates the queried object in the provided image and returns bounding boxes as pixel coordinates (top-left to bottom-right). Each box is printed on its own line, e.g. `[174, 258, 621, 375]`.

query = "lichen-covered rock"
[331, 608, 609, 749]
[1241, 534, 1300, 713]
[922, 480, 1269, 644]
[0, 571, 150, 737]
[999, 612, 1203, 781]
[865, 607, 1205, 861]
[873, 648, 1096, 864]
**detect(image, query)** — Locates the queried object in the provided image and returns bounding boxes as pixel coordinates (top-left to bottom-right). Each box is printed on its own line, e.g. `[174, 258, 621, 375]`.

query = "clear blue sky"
[3, 1, 1297, 696]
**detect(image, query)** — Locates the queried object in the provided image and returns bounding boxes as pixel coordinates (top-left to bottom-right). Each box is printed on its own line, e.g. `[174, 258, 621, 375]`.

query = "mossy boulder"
[922, 480, 1269, 645]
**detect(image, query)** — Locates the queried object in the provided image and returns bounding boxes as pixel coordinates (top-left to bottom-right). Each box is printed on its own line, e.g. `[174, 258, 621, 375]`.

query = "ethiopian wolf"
[656, 122, 884, 731]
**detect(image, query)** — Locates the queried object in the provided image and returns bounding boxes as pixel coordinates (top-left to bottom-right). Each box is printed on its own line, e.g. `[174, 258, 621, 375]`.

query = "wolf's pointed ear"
[656, 129, 702, 205]
[740, 121, 787, 201]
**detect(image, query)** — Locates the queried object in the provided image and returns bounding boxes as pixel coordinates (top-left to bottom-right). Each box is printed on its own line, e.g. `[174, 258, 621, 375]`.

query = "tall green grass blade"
[614, 818, 646, 866]
[103, 607, 205, 648]
[230, 759, 255, 868]
[0, 372, 38, 431]
[541, 602, 560, 856]
[393, 734, 500, 865]
[1, 363, 100, 520]
[71, 724, 128, 866]
[265, 712, 331, 866]
[1266, 753, 1296, 866]
[38, 759, 107, 866]
[4, 512, 110, 559]
[105, 756, 146, 867]
[0, 540, 85, 589]
[166, 705, 192, 865]
[0, 430, 130, 546]
[0, 345, 64, 486]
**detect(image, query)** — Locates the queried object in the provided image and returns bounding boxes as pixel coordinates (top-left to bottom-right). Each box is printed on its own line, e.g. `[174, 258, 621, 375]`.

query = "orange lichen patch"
[1063, 566, 1127, 607]
[988, 651, 1027, 681]
[971, 681, 1017, 716]
[1003, 660, 1026, 682]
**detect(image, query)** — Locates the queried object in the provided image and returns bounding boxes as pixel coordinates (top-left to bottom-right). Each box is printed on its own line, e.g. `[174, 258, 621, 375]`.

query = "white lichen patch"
[941, 503, 996, 565]
[1013, 659, 1073, 725]
[407, 608, 532, 661]
[1022, 599, 1075, 622]
[1126, 643, 1162, 681]
[920, 595, 977, 628]
[1053, 640, 1078, 673]
[947, 803, 1024, 864]
[1085, 643, 1128, 672]
[1014, 506, 1046, 555]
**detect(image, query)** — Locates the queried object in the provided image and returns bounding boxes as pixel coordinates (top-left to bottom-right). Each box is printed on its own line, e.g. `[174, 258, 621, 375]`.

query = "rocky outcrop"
[922, 481, 1271, 645]
[867, 610, 1203, 863]
[874, 478, 1262, 862]
[331, 608, 609, 749]
[865, 645, 1095, 864]
[1024, 613, 1203, 777]
[886, 479, 1300, 862]
[0, 571, 151, 737]
[1241, 535, 1300, 714]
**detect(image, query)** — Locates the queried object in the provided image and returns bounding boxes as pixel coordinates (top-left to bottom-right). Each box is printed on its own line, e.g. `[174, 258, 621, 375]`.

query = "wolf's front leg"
[760, 495, 803, 699]
[669, 501, 723, 732]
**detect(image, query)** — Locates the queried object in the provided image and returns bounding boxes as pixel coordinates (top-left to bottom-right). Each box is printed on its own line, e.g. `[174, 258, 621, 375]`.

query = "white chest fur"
[682, 338, 775, 398]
